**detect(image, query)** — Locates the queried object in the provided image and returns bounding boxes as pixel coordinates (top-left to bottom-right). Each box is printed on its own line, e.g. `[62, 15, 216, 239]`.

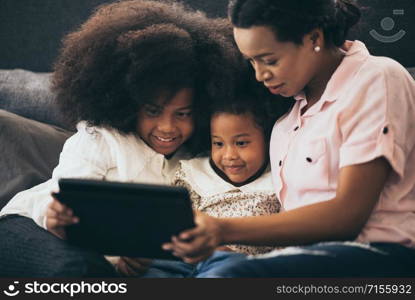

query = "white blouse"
[0, 122, 189, 229]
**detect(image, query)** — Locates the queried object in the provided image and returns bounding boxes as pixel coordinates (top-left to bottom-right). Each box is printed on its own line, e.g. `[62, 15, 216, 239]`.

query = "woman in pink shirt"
[163, 0, 415, 277]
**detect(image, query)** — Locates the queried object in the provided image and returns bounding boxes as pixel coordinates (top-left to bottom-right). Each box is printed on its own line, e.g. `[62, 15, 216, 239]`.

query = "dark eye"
[212, 141, 223, 147]
[236, 141, 250, 147]
[176, 110, 192, 119]
[264, 60, 278, 66]
[144, 107, 161, 117]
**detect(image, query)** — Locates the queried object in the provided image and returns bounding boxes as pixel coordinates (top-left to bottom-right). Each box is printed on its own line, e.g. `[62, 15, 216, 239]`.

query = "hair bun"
[333, 0, 361, 45]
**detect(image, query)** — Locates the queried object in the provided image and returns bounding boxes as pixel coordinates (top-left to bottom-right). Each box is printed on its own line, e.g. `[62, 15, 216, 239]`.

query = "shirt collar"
[180, 158, 274, 197]
[294, 40, 370, 115]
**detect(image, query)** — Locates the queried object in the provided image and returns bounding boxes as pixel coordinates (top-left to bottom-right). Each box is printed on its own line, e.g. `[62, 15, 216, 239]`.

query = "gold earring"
[314, 46, 321, 52]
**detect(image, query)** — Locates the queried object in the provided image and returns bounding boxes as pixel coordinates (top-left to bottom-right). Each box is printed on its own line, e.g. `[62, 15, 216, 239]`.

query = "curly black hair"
[228, 0, 361, 47]
[52, 0, 242, 155]
[210, 65, 294, 143]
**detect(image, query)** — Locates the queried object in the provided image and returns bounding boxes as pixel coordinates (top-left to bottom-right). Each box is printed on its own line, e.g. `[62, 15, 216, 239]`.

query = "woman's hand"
[116, 257, 152, 277]
[162, 211, 223, 264]
[46, 197, 79, 239]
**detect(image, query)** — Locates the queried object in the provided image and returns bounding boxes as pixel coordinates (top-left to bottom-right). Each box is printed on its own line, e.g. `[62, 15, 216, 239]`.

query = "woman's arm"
[163, 157, 391, 263]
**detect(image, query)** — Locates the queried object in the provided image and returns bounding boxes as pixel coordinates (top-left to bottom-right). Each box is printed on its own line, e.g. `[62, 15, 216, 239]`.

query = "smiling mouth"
[152, 135, 180, 147]
[154, 136, 176, 142]
[224, 165, 245, 174]
[266, 83, 284, 89]
[265, 83, 285, 95]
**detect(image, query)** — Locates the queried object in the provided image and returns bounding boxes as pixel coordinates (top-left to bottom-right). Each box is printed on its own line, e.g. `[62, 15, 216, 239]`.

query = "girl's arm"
[163, 157, 391, 263]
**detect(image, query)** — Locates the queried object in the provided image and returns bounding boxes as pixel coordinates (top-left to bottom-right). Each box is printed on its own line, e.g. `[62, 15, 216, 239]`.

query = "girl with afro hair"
[0, 0, 242, 277]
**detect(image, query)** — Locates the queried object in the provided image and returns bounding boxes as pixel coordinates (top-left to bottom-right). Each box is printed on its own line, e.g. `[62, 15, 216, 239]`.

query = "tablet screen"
[52, 178, 195, 260]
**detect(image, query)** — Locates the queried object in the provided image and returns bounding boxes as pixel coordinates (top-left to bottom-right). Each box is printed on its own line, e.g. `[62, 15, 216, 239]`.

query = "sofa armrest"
[0, 110, 73, 209]
[0, 69, 73, 130]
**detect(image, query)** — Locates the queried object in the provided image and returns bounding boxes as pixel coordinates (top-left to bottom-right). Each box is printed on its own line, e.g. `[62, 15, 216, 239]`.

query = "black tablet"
[52, 178, 195, 260]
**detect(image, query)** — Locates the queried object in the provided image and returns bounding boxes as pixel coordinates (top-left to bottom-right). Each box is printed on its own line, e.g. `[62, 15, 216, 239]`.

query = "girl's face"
[233, 26, 320, 98]
[211, 112, 266, 184]
[137, 88, 194, 156]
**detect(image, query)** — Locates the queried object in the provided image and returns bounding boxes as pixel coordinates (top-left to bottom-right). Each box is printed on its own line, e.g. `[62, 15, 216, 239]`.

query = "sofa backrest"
[0, 0, 413, 72]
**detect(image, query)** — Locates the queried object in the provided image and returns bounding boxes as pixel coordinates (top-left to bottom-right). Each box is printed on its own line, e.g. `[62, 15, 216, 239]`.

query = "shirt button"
[383, 127, 388, 134]
[279, 160, 282, 166]
[306, 157, 313, 163]
[294, 126, 299, 131]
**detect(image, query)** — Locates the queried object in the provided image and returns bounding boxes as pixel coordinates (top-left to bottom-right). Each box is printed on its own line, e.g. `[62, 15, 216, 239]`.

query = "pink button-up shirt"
[270, 40, 415, 248]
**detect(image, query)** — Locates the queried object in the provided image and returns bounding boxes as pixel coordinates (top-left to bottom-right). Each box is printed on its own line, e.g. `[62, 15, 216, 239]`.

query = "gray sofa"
[0, 0, 414, 210]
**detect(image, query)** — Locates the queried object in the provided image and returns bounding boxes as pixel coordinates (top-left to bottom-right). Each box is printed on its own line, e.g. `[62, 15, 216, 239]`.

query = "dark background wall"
[0, 0, 413, 72]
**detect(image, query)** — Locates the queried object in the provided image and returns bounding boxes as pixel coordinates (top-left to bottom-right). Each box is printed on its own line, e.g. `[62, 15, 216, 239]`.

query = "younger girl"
[0, 0, 239, 277]
[174, 92, 282, 256]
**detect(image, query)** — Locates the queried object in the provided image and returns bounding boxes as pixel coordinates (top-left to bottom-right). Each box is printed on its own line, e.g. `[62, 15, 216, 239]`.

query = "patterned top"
[172, 157, 281, 255]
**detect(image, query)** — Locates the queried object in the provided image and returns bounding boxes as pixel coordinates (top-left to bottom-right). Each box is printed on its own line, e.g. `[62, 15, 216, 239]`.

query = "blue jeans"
[199, 242, 415, 277]
[0, 215, 117, 277]
[142, 251, 246, 278]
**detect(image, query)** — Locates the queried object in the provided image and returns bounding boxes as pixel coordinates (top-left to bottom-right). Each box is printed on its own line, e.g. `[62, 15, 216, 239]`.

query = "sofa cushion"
[0, 110, 73, 210]
[0, 69, 72, 130]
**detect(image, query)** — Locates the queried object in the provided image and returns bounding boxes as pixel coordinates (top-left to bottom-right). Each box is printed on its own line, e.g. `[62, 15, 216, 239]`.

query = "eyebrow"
[211, 134, 250, 138]
[234, 133, 250, 138]
[145, 104, 192, 110]
[243, 52, 275, 60]
[176, 105, 192, 110]
[144, 103, 160, 109]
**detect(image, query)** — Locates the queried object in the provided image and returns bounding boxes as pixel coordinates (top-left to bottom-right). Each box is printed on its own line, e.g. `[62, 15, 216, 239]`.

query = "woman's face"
[233, 26, 320, 98]
[137, 88, 194, 156]
[211, 112, 266, 184]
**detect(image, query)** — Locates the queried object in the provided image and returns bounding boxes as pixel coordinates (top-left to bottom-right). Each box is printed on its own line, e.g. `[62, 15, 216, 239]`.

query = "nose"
[157, 114, 175, 133]
[223, 145, 239, 160]
[254, 64, 272, 83]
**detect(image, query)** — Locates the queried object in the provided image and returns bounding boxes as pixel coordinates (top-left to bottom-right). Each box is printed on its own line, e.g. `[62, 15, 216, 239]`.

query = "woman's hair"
[228, 0, 361, 47]
[52, 0, 241, 155]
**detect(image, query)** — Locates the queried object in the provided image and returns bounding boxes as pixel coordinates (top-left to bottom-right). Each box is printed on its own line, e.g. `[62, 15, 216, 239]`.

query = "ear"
[304, 29, 325, 50]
